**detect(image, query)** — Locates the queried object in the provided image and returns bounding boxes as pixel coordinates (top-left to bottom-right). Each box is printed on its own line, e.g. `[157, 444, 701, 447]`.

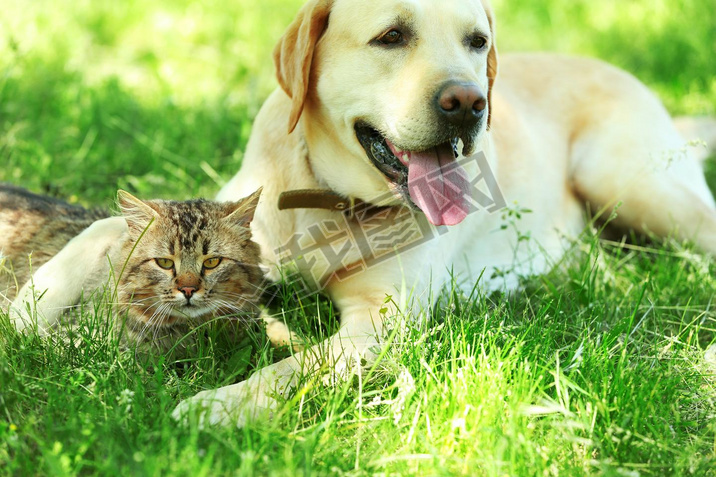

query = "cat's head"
[115, 188, 264, 327]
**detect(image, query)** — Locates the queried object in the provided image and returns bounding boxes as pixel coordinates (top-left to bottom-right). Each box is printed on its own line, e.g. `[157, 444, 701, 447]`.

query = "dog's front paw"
[172, 368, 288, 428]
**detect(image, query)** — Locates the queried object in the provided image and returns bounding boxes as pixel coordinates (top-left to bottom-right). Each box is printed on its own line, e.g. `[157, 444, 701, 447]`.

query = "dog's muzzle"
[355, 123, 473, 227]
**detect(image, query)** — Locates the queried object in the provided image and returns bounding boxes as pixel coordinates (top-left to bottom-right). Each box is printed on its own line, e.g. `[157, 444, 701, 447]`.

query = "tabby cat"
[0, 183, 266, 354]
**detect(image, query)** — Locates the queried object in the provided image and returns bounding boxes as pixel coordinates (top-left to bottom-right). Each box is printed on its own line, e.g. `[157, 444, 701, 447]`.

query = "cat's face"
[116, 189, 264, 327]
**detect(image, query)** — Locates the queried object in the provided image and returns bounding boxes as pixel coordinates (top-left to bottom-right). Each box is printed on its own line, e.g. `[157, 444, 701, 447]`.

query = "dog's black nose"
[435, 81, 487, 128]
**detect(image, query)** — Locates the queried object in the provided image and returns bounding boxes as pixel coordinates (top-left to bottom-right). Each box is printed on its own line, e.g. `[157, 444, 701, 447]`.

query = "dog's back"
[674, 117, 716, 162]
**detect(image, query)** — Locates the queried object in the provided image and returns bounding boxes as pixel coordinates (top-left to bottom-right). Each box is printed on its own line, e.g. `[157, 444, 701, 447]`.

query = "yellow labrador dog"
[169, 0, 716, 425]
[11, 0, 716, 426]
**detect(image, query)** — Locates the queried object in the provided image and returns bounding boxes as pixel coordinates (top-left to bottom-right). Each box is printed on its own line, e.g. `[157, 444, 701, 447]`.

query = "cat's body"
[0, 184, 108, 294]
[1, 184, 267, 354]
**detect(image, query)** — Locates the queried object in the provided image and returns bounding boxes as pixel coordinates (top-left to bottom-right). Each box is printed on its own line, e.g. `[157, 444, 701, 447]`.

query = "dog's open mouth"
[355, 123, 471, 226]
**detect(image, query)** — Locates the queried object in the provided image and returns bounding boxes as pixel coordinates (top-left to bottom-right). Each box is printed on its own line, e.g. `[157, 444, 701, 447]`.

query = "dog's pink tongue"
[404, 143, 470, 226]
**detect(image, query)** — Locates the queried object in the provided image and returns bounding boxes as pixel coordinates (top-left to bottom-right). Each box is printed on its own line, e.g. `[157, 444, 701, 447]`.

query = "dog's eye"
[376, 29, 405, 46]
[469, 35, 488, 50]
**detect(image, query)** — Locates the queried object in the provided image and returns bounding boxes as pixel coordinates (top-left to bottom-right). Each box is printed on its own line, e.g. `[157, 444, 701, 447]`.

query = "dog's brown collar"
[278, 189, 389, 217]
[278, 189, 353, 212]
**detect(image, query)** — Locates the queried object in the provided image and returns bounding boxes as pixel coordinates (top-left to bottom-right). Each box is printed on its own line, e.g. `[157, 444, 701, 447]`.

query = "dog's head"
[274, 0, 498, 226]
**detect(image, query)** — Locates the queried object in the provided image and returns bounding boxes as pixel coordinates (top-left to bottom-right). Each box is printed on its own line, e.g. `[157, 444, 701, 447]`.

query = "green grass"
[1, 0, 716, 475]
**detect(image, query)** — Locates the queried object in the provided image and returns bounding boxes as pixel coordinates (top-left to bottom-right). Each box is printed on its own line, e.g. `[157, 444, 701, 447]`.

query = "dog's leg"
[570, 99, 716, 254]
[10, 217, 127, 333]
[173, 294, 387, 427]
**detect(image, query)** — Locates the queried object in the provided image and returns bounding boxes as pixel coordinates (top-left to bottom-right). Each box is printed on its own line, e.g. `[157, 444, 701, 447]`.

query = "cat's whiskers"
[131, 300, 163, 342]
[146, 305, 174, 347]
[237, 280, 272, 295]
[211, 300, 256, 316]
[114, 296, 159, 307]
[211, 299, 261, 323]
[210, 280, 267, 298]
[147, 304, 175, 348]
[135, 301, 173, 345]
[218, 290, 264, 302]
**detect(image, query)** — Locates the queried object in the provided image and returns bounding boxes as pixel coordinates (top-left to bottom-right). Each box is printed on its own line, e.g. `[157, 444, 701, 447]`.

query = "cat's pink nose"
[179, 286, 197, 299]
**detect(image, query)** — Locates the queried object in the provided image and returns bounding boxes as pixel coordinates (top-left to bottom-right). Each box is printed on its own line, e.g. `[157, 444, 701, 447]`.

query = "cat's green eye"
[203, 257, 222, 270]
[155, 258, 174, 270]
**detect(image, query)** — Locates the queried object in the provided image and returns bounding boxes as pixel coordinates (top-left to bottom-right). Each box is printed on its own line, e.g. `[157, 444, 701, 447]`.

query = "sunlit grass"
[2, 234, 715, 474]
[494, 0, 716, 115]
[1, 0, 304, 105]
[1, 0, 715, 474]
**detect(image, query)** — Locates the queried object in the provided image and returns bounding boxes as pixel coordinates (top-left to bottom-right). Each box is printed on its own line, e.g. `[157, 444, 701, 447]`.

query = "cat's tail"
[674, 116, 716, 163]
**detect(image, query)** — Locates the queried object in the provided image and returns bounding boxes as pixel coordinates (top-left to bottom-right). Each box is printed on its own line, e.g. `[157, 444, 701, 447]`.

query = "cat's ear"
[224, 187, 263, 228]
[117, 190, 160, 233]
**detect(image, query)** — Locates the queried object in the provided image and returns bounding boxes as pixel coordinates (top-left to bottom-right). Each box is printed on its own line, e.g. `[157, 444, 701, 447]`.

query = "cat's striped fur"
[1, 184, 268, 355]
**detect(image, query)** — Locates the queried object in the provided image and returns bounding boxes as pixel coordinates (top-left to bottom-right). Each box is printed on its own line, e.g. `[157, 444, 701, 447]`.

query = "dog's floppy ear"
[481, 0, 498, 129]
[273, 0, 333, 134]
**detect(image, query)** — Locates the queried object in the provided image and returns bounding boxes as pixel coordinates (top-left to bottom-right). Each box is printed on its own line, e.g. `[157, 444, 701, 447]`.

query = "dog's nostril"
[440, 95, 461, 112]
[473, 96, 487, 112]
